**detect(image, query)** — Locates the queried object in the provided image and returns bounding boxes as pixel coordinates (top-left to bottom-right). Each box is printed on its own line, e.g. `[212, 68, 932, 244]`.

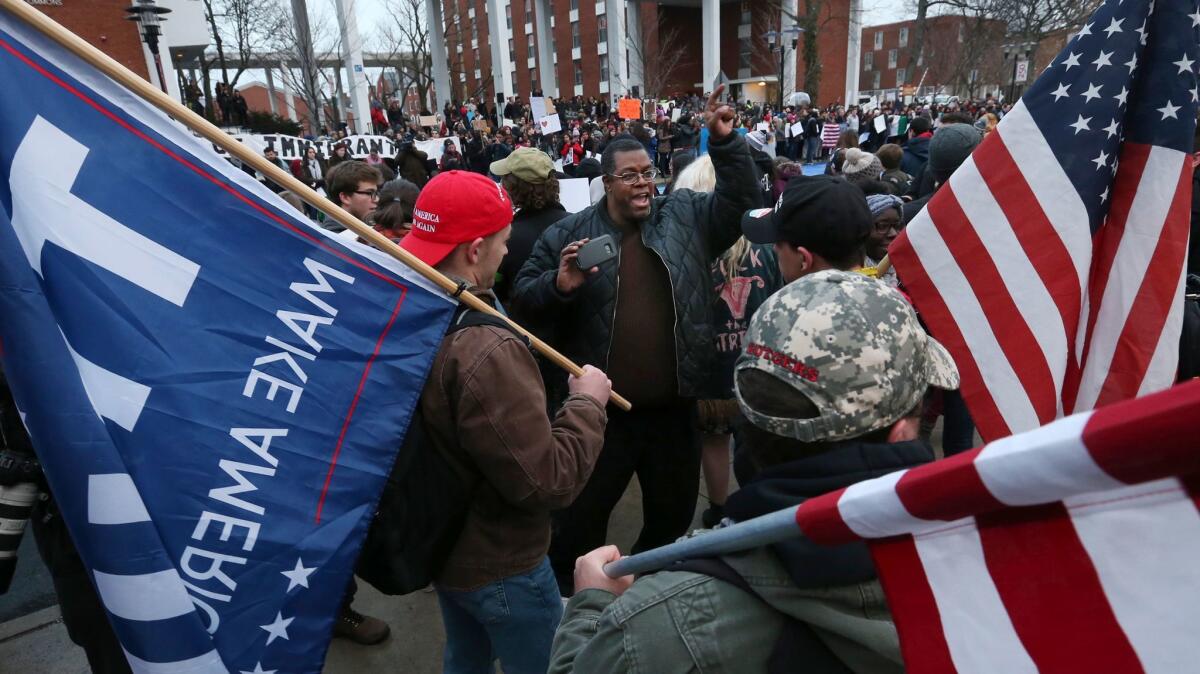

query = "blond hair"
[673, 155, 752, 284]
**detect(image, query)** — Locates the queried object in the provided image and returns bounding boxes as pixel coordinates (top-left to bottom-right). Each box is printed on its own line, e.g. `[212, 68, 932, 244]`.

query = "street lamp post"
[764, 25, 804, 110]
[125, 0, 172, 94]
[1002, 40, 1035, 104]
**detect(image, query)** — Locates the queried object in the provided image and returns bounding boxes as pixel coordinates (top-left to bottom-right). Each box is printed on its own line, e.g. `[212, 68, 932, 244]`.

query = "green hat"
[490, 147, 555, 183]
[735, 270, 959, 442]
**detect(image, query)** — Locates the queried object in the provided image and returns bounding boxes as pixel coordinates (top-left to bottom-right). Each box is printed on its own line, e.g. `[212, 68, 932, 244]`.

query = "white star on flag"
[260, 612, 294, 645]
[1051, 83, 1071, 101]
[240, 664, 277, 674]
[1175, 54, 1195, 76]
[1102, 119, 1120, 138]
[1103, 17, 1124, 37]
[1092, 51, 1113, 69]
[1077, 22, 1093, 38]
[1100, 186, 1109, 203]
[1063, 52, 1082, 70]
[1157, 100, 1180, 119]
[1114, 86, 1129, 106]
[1081, 83, 1103, 102]
[1069, 114, 1092, 134]
[1092, 150, 1109, 170]
[281, 558, 316, 592]
[1191, 9, 1200, 27]
[1192, 87, 1199, 103]
[1123, 54, 1137, 73]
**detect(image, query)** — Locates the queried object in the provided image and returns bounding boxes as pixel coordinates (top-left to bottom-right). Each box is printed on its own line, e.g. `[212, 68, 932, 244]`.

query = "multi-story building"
[859, 15, 1010, 101]
[429, 0, 855, 107]
[26, 0, 210, 105]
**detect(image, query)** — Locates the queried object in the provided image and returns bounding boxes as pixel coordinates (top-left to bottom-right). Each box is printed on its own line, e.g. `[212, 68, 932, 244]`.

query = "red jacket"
[562, 142, 584, 164]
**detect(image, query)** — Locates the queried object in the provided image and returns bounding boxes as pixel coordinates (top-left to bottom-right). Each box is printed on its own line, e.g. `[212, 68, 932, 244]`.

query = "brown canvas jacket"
[422, 289, 608, 590]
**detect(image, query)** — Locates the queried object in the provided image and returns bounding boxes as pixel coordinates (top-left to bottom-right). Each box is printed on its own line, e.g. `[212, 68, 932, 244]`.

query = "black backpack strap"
[447, 304, 532, 350]
[667, 557, 853, 674]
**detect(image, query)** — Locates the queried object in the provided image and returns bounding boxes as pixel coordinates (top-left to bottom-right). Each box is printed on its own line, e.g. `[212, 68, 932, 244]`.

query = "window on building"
[874, 31, 883, 50]
[872, 70, 881, 89]
[899, 27, 908, 47]
[600, 53, 609, 80]
[525, 0, 533, 23]
[509, 38, 515, 62]
[598, 15, 607, 42]
[574, 60, 583, 85]
[505, 4, 511, 29]
[739, 37, 752, 69]
[864, 52, 873, 70]
[532, 67, 539, 83]
[572, 20, 581, 48]
[888, 48, 897, 68]
[471, 19, 478, 41]
[512, 71, 518, 90]
[570, 0, 578, 10]
[527, 33, 535, 53]
[917, 49, 924, 66]
[473, 47, 479, 64]
[896, 67, 906, 84]
[957, 23, 964, 42]
[740, 0, 751, 24]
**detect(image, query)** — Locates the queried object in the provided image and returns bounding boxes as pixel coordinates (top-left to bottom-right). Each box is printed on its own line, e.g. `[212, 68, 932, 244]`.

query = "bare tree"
[262, 0, 344, 132]
[373, 0, 438, 110]
[201, 0, 284, 89]
[626, 13, 689, 99]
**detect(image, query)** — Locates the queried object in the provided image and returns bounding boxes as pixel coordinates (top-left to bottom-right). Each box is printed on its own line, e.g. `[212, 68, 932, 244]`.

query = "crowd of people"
[14, 77, 1199, 673]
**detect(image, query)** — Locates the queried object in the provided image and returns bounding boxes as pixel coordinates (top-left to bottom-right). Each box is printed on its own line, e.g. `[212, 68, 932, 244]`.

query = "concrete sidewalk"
[0, 476, 705, 673]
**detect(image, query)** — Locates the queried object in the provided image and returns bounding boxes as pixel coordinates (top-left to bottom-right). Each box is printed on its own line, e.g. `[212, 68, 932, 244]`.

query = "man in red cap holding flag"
[397, 171, 614, 674]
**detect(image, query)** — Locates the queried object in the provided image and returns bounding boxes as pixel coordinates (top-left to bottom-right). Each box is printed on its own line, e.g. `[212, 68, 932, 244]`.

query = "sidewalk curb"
[0, 605, 61, 644]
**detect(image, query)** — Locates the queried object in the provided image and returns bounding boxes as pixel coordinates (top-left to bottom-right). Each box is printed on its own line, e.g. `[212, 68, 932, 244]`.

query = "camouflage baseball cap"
[734, 270, 959, 442]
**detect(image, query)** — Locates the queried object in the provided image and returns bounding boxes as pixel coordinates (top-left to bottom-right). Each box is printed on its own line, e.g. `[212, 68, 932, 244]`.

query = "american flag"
[794, 379, 1200, 672]
[890, 0, 1198, 441]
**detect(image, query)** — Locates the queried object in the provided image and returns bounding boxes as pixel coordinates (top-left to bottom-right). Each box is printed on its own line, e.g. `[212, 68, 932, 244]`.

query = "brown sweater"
[421, 290, 608, 590]
[606, 219, 679, 407]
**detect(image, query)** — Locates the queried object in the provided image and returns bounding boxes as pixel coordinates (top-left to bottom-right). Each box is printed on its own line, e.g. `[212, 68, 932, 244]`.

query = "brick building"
[859, 15, 1010, 101]
[24, 0, 209, 104]
[430, 0, 854, 107]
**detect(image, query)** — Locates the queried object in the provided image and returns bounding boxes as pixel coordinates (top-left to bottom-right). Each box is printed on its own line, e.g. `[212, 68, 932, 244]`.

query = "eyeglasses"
[874, 219, 902, 233]
[354, 190, 381, 200]
[608, 169, 660, 185]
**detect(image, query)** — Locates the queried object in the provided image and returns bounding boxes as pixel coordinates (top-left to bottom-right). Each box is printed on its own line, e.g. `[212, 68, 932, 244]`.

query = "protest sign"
[559, 177, 591, 213]
[789, 121, 804, 138]
[873, 115, 887, 133]
[417, 115, 439, 128]
[618, 98, 642, 119]
[538, 114, 562, 134]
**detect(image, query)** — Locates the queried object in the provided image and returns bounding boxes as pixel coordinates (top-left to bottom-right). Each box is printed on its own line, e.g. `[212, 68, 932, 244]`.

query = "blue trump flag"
[0, 10, 456, 673]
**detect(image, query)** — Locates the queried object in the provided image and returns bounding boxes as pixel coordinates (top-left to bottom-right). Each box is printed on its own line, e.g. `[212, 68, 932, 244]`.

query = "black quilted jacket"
[510, 132, 761, 399]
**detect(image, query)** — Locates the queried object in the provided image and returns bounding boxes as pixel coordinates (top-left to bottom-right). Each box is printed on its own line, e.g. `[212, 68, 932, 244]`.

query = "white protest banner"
[789, 121, 804, 138]
[531, 96, 546, 120]
[199, 133, 461, 163]
[873, 115, 887, 133]
[559, 177, 591, 213]
[538, 114, 562, 134]
[671, 107, 681, 121]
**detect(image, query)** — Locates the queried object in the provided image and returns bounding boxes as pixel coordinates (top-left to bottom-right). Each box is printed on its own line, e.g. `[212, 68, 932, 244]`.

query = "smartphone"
[576, 234, 618, 270]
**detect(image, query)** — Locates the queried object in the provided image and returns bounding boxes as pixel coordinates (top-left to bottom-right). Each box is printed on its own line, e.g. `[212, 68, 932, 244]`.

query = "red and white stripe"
[794, 379, 1200, 673]
[890, 100, 1191, 441]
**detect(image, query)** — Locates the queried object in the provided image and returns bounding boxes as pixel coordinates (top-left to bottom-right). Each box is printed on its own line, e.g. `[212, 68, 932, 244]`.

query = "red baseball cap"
[399, 171, 514, 267]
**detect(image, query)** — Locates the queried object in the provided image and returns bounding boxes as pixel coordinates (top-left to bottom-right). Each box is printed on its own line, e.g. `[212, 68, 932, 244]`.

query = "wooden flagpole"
[0, 0, 631, 411]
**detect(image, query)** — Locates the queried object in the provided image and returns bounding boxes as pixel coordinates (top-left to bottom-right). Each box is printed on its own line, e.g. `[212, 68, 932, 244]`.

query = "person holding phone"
[511, 85, 762, 595]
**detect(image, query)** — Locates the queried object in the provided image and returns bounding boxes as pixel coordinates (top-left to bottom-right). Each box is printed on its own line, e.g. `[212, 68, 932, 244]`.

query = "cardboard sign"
[472, 118, 489, 131]
[618, 98, 642, 119]
[538, 114, 562, 134]
[418, 115, 439, 128]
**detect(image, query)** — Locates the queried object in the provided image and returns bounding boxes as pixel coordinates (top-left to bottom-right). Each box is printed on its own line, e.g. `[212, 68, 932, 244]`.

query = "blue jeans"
[436, 557, 563, 674]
